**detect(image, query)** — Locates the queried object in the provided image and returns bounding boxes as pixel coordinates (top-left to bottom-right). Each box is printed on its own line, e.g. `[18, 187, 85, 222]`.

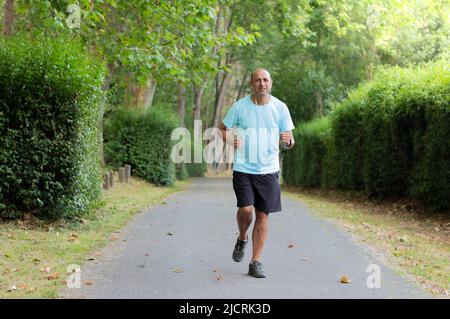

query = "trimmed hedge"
[104, 106, 178, 186]
[0, 35, 105, 219]
[283, 60, 450, 212]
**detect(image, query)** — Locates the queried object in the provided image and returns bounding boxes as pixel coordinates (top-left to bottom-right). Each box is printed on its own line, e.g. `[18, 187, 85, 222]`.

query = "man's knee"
[255, 210, 269, 224]
[238, 206, 253, 215]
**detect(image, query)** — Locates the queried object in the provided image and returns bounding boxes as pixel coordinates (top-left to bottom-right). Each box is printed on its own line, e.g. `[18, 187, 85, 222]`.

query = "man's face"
[250, 70, 272, 96]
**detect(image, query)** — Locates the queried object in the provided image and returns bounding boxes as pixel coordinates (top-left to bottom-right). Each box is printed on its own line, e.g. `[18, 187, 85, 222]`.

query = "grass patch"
[0, 176, 188, 298]
[283, 187, 450, 298]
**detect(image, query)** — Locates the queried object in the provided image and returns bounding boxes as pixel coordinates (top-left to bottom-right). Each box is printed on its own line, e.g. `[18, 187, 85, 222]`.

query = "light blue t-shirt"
[222, 95, 295, 174]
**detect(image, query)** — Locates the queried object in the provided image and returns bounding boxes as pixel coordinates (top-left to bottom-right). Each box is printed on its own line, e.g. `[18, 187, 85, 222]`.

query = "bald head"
[249, 68, 273, 98]
[250, 68, 271, 82]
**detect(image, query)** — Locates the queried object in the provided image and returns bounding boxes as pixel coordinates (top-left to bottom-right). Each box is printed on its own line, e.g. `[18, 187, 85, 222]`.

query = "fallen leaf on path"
[83, 281, 94, 286]
[111, 235, 119, 241]
[216, 275, 224, 281]
[288, 244, 294, 248]
[47, 272, 59, 280]
[340, 275, 351, 284]
[172, 268, 184, 273]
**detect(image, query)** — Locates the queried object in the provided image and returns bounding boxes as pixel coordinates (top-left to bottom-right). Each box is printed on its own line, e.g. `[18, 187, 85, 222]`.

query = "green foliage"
[104, 106, 178, 186]
[283, 117, 332, 188]
[0, 34, 105, 219]
[283, 60, 450, 212]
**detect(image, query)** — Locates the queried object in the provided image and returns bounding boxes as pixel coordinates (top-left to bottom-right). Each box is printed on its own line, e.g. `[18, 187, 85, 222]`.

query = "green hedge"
[283, 60, 450, 212]
[104, 106, 178, 186]
[0, 35, 105, 219]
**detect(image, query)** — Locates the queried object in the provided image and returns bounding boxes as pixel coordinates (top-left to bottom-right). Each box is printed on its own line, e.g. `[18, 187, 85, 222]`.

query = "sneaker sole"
[248, 271, 266, 278]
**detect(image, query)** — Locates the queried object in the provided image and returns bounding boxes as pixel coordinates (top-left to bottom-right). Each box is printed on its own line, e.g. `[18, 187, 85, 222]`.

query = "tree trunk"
[212, 71, 231, 128]
[98, 65, 115, 169]
[125, 75, 157, 108]
[193, 85, 204, 121]
[3, 0, 15, 36]
[178, 83, 186, 127]
[314, 90, 324, 116]
[236, 69, 248, 101]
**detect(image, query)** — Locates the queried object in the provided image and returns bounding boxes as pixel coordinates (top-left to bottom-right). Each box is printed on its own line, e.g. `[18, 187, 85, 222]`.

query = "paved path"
[62, 177, 430, 299]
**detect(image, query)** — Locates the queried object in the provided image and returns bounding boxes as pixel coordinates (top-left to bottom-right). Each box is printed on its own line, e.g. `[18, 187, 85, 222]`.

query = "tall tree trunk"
[314, 90, 323, 116]
[178, 83, 186, 127]
[212, 71, 231, 128]
[3, 0, 15, 36]
[98, 65, 115, 169]
[143, 79, 157, 108]
[125, 75, 157, 108]
[236, 69, 248, 101]
[193, 85, 204, 121]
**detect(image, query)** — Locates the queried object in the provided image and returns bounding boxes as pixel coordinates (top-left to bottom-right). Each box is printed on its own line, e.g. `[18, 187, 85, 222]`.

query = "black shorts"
[232, 171, 282, 213]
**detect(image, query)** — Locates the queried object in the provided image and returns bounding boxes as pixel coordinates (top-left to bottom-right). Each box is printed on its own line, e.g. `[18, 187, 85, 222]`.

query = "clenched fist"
[280, 131, 293, 146]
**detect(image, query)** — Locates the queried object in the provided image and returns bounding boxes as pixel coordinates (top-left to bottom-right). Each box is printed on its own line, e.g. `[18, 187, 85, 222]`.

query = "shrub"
[104, 106, 178, 186]
[283, 60, 450, 212]
[0, 35, 105, 219]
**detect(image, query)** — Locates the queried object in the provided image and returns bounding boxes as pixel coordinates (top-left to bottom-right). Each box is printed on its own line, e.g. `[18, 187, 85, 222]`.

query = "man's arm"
[218, 122, 241, 149]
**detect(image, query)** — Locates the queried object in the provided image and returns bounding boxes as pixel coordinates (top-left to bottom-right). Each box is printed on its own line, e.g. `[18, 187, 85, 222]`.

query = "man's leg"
[251, 209, 269, 262]
[237, 205, 253, 241]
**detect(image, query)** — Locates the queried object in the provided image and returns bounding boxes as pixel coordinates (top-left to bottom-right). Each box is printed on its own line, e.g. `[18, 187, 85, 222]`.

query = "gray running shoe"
[232, 238, 247, 262]
[248, 260, 266, 278]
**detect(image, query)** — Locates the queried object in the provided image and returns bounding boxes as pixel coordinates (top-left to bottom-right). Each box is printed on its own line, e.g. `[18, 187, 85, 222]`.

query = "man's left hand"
[280, 131, 293, 146]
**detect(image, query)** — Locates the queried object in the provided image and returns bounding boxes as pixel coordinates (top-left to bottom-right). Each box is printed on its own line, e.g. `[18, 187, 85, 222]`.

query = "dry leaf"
[172, 268, 183, 273]
[111, 235, 119, 241]
[288, 244, 294, 248]
[18, 284, 29, 291]
[216, 275, 224, 281]
[83, 281, 94, 286]
[47, 272, 59, 280]
[86, 257, 96, 261]
[67, 234, 78, 241]
[340, 275, 351, 283]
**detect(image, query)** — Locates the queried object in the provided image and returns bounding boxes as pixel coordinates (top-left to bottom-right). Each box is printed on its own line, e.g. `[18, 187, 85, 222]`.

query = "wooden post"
[109, 171, 114, 188]
[103, 173, 109, 190]
[119, 167, 126, 183]
[125, 165, 131, 183]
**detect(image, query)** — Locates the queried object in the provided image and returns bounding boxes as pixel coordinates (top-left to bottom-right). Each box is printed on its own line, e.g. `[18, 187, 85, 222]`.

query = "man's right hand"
[234, 136, 241, 149]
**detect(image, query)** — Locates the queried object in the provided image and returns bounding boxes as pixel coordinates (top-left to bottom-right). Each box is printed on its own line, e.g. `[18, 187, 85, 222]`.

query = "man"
[218, 68, 295, 278]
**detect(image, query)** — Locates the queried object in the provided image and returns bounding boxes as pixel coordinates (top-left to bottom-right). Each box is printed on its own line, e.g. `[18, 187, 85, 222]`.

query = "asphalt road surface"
[62, 177, 430, 299]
